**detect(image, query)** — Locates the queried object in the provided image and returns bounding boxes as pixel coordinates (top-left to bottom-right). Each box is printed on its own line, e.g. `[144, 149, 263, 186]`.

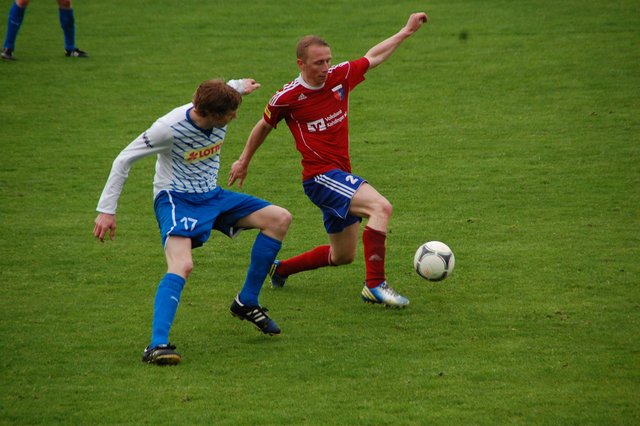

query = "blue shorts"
[154, 187, 271, 249]
[303, 169, 365, 234]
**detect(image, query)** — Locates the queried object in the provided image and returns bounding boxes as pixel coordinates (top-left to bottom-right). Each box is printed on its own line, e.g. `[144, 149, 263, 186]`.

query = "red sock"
[363, 226, 386, 288]
[277, 245, 332, 277]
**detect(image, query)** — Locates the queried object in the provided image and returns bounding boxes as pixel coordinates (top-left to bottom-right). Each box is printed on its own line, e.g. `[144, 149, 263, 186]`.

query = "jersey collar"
[186, 106, 214, 137]
[296, 75, 324, 90]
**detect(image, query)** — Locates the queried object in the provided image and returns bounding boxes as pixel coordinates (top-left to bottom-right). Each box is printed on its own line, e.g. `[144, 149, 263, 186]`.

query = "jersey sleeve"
[226, 79, 245, 94]
[347, 57, 370, 89]
[96, 121, 173, 214]
[263, 93, 285, 129]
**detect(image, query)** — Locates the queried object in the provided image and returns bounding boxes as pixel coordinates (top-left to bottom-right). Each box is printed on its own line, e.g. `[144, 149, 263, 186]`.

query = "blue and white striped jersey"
[96, 80, 244, 215]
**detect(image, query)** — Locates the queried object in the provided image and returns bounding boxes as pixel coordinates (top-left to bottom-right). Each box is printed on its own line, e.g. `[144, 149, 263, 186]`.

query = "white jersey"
[96, 80, 245, 214]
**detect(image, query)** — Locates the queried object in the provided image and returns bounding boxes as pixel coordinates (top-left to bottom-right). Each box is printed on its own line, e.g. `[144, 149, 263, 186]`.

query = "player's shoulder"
[329, 58, 368, 77]
[145, 104, 191, 142]
[329, 59, 356, 74]
[157, 104, 191, 126]
[269, 79, 304, 106]
[330, 60, 350, 72]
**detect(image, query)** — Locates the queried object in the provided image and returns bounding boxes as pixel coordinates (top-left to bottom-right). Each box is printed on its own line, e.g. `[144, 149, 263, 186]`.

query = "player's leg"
[271, 245, 331, 283]
[57, 0, 87, 57]
[1, 0, 29, 61]
[214, 193, 291, 335]
[154, 236, 193, 347]
[350, 183, 409, 307]
[142, 236, 191, 365]
[349, 183, 391, 287]
[271, 220, 359, 287]
[143, 191, 204, 365]
[270, 170, 363, 286]
[327, 220, 360, 265]
[233, 205, 291, 307]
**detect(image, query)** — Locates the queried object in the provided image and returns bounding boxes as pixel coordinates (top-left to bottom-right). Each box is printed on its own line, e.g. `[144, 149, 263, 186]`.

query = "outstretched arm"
[226, 78, 261, 95]
[364, 12, 428, 69]
[241, 78, 261, 95]
[228, 118, 273, 188]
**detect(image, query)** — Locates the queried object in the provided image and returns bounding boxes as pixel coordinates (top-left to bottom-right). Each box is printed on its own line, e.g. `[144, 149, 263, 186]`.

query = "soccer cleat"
[230, 296, 281, 335]
[141, 343, 182, 366]
[1, 48, 15, 61]
[65, 48, 88, 58]
[361, 281, 410, 307]
[269, 260, 287, 288]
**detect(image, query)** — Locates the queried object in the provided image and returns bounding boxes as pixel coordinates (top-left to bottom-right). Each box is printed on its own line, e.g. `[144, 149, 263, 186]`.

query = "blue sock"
[150, 273, 186, 348]
[58, 8, 75, 51]
[238, 233, 282, 306]
[3, 2, 26, 50]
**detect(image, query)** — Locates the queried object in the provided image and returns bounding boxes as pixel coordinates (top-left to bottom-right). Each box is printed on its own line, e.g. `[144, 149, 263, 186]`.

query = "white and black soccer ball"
[414, 241, 455, 281]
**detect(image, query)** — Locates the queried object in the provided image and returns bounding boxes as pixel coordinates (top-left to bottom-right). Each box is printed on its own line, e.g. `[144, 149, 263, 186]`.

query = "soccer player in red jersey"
[229, 13, 428, 307]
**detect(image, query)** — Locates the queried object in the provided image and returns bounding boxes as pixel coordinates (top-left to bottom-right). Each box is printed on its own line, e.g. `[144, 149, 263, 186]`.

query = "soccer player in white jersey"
[229, 13, 428, 307]
[94, 79, 292, 366]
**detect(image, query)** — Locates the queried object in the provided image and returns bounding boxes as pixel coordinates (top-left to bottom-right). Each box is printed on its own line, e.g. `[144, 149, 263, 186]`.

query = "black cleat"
[141, 343, 181, 366]
[1, 48, 15, 61]
[65, 48, 88, 58]
[230, 296, 281, 335]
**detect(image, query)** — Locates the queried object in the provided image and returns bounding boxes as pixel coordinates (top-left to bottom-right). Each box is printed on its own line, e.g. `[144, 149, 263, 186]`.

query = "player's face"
[214, 110, 237, 127]
[298, 45, 332, 87]
[202, 110, 237, 129]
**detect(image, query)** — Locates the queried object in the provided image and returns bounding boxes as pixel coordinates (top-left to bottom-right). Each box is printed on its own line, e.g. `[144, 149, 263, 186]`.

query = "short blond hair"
[296, 35, 330, 61]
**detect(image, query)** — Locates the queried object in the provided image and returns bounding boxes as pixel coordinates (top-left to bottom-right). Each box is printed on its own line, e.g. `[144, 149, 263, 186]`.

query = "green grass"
[1, 0, 639, 424]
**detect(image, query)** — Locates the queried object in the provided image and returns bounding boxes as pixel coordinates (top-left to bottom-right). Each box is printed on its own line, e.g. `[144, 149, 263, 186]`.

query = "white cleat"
[361, 281, 409, 307]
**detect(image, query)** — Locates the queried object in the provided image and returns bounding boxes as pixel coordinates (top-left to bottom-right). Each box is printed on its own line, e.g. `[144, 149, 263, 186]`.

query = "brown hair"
[192, 79, 242, 117]
[296, 35, 330, 61]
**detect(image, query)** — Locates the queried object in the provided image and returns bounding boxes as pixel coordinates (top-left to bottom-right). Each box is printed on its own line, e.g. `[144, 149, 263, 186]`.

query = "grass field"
[1, 0, 639, 424]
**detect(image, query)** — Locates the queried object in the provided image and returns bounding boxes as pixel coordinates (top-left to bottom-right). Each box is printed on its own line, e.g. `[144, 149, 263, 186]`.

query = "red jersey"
[263, 57, 370, 180]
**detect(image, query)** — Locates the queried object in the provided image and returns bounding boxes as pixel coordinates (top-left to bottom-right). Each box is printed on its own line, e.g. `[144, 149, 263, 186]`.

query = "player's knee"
[269, 206, 292, 237]
[279, 208, 293, 230]
[380, 198, 393, 218]
[370, 197, 392, 221]
[174, 259, 193, 278]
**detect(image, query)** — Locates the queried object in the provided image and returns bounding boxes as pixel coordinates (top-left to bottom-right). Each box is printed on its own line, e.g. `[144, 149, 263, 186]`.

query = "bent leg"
[235, 204, 291, 241]
[349, 183, 392, 232]
[274, 221, 359, 279]
[275, 245, 332, 277]
[234, 205, 291, 305]
[327, 221, 360, 265]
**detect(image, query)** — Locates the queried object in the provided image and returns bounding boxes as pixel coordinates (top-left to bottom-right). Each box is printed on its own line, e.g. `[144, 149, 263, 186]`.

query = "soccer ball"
[414, 241, 455, 281]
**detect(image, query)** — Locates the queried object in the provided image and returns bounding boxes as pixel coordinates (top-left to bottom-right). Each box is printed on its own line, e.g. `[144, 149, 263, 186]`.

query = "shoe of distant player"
[1, 48, 15, 61]
[65, 48, 88, 58]
[141, 343, 181, 366]
[361, 281, 410, 307]
[269, 260, 287, 288]
[230, 296, 281, 335]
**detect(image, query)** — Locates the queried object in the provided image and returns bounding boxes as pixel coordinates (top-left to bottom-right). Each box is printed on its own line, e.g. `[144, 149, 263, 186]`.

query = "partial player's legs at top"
[1, 0, 88, 60]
